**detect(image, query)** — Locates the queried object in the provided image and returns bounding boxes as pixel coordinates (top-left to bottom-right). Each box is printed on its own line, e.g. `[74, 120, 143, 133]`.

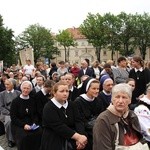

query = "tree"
[56, 29, 77, 62]
[117, 12, 135, 56]
[0, 15, 16, 66]
[15, 24, 58, 63]
[132, 13, 150, 60]
[103, 13, 122, 60]
[80, 13, 108, 62]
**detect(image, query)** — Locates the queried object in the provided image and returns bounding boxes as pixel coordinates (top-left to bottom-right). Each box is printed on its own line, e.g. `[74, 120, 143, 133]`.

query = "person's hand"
[76, 135, 87, 150]
[76, 141, 86, 150]
[72, 133, 87, 149]
[24, 124, 31, 130]
[77, 134, 87, 145]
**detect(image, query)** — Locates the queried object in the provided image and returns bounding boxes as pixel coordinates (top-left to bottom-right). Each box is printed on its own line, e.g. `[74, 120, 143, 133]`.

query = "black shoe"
[8, 141, 15, 148]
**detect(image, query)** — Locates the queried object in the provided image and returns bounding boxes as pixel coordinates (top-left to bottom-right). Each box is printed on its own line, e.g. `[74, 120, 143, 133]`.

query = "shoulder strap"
[114, 123, 119, 146]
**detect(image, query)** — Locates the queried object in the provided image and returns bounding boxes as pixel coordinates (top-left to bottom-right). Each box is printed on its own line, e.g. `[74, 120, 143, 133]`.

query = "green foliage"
[116, 12, 135, 56]
[0, 15, 16, 66]
[2, 11, 150, 65]
[103, 13, 122, 60]
[56, 29, 77, 62]
[132, 13, 150, 60]
[80, 12, 150, 60]
[15, 23, 59, 63]
[80, 13, 108, 62]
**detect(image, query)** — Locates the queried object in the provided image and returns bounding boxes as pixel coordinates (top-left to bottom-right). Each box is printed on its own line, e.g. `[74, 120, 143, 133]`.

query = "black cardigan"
[40, 100, 86, 150]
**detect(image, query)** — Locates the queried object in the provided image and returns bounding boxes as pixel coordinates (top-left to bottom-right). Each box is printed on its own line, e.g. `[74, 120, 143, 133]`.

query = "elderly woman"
[10, 81, 42, 150]
[0, 78, 21, 147]
[40, 81, 87, 150]
[93, 83, 148, 150]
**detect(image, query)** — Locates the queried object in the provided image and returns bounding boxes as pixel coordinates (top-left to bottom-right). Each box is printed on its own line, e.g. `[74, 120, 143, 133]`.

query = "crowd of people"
[0, 56, 150, 150]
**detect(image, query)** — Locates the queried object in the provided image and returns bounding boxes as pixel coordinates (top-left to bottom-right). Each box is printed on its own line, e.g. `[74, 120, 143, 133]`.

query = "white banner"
[0, 146, 4, 150]
[0, 60, 3, 74]
[19, 48, 34, 66]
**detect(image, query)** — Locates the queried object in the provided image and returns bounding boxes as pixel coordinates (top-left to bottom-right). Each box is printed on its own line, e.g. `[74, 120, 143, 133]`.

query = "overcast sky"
[1, 0, 150, 36]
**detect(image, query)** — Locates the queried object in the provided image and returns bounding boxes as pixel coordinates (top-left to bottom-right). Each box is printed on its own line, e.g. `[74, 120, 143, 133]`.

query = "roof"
[66, 27, 86, 39]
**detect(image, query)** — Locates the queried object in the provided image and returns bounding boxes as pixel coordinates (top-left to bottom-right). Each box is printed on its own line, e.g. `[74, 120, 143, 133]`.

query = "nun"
[74, 77, 103, 150]
[10, 81, 42, 150]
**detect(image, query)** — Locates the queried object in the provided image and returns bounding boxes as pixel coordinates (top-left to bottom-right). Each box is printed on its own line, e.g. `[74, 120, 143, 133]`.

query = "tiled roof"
[66, 27, 86, 39]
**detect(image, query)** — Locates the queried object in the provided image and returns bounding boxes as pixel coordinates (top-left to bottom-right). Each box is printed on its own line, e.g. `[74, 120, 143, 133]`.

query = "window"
[75, 51, 78, 57]
[88, 42, 92, 46]
[58, 51, 61, 57]
[103, 51, 107, 55]
[81, 42, 85, 46]
[58, 43, 61, 47]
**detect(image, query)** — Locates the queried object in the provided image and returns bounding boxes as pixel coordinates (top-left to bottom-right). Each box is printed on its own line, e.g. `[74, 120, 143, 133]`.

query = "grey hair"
[112, 83, 132, 98]
[20, 81, 33, 91]
[7, 78, 16, 87]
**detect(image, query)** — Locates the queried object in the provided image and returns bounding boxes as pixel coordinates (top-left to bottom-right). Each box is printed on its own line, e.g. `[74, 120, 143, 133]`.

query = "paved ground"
[0, 135, 16, 150]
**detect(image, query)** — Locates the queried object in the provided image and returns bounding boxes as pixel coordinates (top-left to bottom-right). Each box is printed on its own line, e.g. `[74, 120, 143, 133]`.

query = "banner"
[19, 48, 34, 66]
[0, 60, 3, 74]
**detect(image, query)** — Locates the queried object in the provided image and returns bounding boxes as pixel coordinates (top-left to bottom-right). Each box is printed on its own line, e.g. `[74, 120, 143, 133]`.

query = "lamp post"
[120, 25, 127, 55]
[85, 46, 88, 53]
[110, 34, 114, 60]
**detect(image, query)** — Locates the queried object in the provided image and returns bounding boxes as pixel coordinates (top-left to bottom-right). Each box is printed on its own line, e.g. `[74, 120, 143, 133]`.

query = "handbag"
[86, 116, 97, 130]
[114, 123, 149, 150]
[62, 140, 74, 150]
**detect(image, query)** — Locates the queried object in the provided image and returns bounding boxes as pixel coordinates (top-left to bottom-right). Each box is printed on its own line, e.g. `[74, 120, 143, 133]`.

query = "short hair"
[7, 78, 16, 87]
[26, 59, 31, 62]
[18, 72, 23, 77]
[117, 56, 126, 64]
[81, 60, 88, 65]
[65, 73, 75, 79]
[44, 80, 55, 88]
[73, 62, 78, 66]
[36, 61, 43, 67]
[59, 74, 66, 80]
[21, 76, 28, 82]
[107, 60, 114, 65]
[112, 83, 132, 99]
[85, 58, 90, 66]
[126, 78, 135, 84]
[51, 62, 57, 67]
[103, 63, 111, 69]
[59, 61, 65, 65]
[20, 81, 33, 91]
[36, 74, 46, 81]
[2, 73, 9, 78]
[35, 71, 41, 77]
[92, 60, 100, 67]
